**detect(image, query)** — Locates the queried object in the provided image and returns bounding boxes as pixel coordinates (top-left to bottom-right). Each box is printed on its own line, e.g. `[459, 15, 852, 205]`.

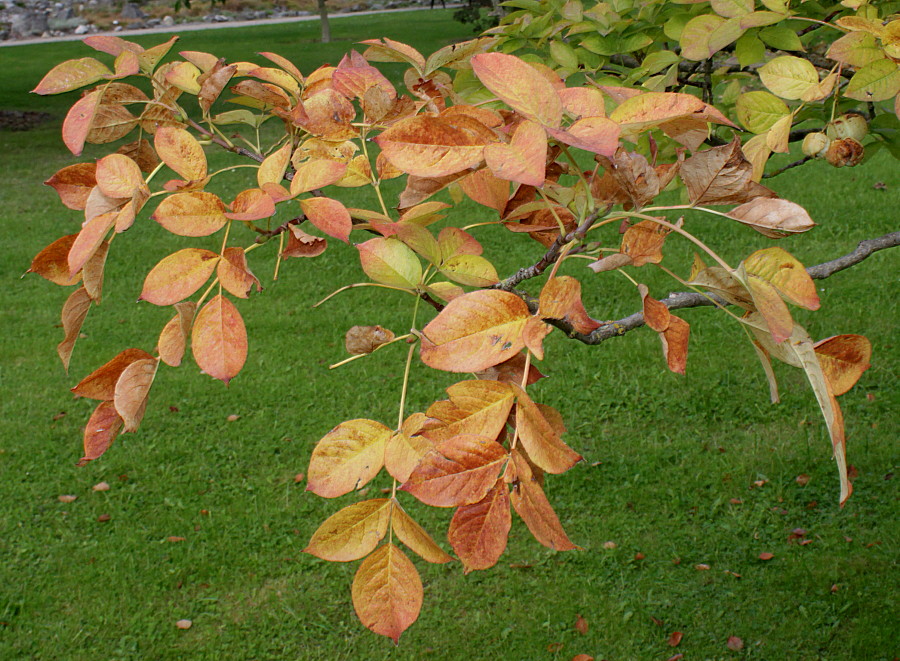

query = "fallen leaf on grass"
[97, 513, 111, 522]
[574, 615, 588, 635]
[667, 631, 683, 646]
[294, 472, 305, 483]
[58, 494, 78, 503]
[602, 541, 617, 549]
[167, 536, 186, 543]
[226, 414, 240, 422]
[729, 498, 742, 504]
[92, 481, 110, 491]
[666, 655, 684, 661]
[634, 552, 645, 560]
[758, 552, 774, 560]
[175, 619, 192, 629]
[571, 655, 594, 661]
[695, 563, 710, 570]
[547, 642, 564, 653]
[727, 635, 744, 650]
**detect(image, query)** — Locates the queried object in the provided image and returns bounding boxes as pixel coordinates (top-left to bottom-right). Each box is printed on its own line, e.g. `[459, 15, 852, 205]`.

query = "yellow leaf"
[390, 502, 453, 564]
[759, 56, 819, 100]
[305, 499, 391, 562]
[351, 544, 422, 643]
[307, 419, 391, 498]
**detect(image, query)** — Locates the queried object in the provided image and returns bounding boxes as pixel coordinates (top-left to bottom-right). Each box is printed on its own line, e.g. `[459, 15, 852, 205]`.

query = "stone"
[161, 14, 174, 26]
[73, 23, 89, 33]
[120, 2, 145, 19]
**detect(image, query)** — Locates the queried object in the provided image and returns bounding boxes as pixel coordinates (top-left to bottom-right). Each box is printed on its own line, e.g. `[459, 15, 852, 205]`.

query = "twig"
[763, 156, 811, 179]
[553, 230, 900, 345]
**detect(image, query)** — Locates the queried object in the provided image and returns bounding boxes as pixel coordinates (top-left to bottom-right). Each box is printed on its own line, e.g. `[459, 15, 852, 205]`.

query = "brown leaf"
[680, 137, 775, 205]
[758, 552, 774, 560]
[508, 449, 578, 551]
[660, 315, 690, 375]
[175, 619, 192, 630]
[813, 335, 872, 396]
[345, 325, 396, 355]
[621, 219, 673, 267]
[539, 276, 601, 334]
[73, 348, 155, 401]
[512, 385, 581, 474]
[93, 481, 110, 491]
[574, 615, 589, 635]
[283, 225, 327, 258]
[668, 631, 683, 646]
[45, 163, 97, 210]
[596, 149, 660, 209]
[726, 636, 744, 651]
[28, 234, 81, 287]
[77, 400, 124, 465]
[727, 198, 815, 238]
[57, 287, 92, 371]
[58, 494, 78, 503]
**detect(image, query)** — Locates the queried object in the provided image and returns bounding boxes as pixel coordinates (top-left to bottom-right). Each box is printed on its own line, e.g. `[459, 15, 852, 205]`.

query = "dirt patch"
[0, 110, 53, 131]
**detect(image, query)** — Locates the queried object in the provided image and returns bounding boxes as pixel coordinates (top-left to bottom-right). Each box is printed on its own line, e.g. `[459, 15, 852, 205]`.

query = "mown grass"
[1, 12, 898, 660]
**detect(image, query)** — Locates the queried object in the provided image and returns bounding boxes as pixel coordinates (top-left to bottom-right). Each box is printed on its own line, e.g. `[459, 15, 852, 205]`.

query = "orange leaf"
[539, 276, 601, 334]
[401, 434, 507, 508]
[191, 294, 247, 384]
[290, 159, 348, 196]
[639, 284, 671, 333]
[94, 153, 144, 199]
[471, 53, 563, 128]
[154, 126, 208, 182]
[57, 287, 91, 371]
[28, 234, 81, 287]
[140, 248, 219, 306]
[447, 479, 511, 572]
[610, 92, 737, 133]
[668, 630, 683, 646]
[509, 449, 578, 551]
[621, 219, 671, 267]
[512, 386, 581, 474]
[78, 400, 124, 466]
[157, 302, 196, 367]
[62, 90, 101, 155]
[282, 225, 327, 258]
[420, 290, 530, 373]
[813, 335, 872, 396]
[304, 498, 391, 562]
[72, 348, 155, 400]
[69, 212, 115, 276]
[546, 117, 620, 158]
[82, 240, 108, 302]
[743, 247, 820, 311]
[660, 315, 690, 375]
[307, 419, 391, 498]
[390, 502, 453, 564]
[225, 188, 275, 221]
[217, 247, 261, 299]
[332, 50, 396, 101]
[484, 120, 547, 187]
[375, 114, 495, 178]
[351, 543, 422, 644]
[300, 197, 352, 242]
[422, 379, 515, 445]
[45, 163, 97, 210]
[114, 357, 157, 432]
[458, 169, 510, 214]
[384, 432, 434, 483]
[152, 191, 227, 237]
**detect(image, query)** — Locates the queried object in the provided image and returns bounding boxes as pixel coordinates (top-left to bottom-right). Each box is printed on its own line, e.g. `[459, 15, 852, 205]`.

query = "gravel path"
[1, 5, 458, 48]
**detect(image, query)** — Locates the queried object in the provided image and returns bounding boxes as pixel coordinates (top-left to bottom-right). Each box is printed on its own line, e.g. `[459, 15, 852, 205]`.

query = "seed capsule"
[802, 132, 831, 159]
[826, 113, 868, 143]
[825, 138, 864, 168]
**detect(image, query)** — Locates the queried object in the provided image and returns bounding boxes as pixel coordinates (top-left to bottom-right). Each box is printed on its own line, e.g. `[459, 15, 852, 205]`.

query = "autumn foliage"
[29, 0, 898, 642]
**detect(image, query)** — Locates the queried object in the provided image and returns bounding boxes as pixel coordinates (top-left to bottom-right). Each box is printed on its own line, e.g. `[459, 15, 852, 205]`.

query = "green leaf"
[735, 91, 790, 133]
[759, 25, 804, 52]
[735, 30, 766, 68]
[759, 56, 818, 100]
[844, 59, 900, 102]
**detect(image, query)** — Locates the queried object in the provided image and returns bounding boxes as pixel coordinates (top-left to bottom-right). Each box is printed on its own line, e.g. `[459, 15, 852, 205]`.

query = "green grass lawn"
[1, 12, 898, 660]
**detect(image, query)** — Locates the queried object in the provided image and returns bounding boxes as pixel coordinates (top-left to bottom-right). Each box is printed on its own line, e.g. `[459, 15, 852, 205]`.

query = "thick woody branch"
[560, 230, 900, 345]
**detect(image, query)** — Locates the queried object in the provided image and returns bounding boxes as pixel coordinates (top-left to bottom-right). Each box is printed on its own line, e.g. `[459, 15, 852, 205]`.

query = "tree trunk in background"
[317, 0, 331, 43]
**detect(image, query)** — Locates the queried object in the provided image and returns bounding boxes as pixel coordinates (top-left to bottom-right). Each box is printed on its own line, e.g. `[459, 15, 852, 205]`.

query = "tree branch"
[557, 231, 900, 345]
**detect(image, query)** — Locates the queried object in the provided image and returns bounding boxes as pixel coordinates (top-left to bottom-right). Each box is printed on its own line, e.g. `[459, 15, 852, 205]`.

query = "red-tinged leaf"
[621, 219, 671, 267]
[307, 419, 392, 498]
[742, 246, 820, 311]
[447, 479, 511, 572]
[72, 348, 155, 400]
[300, 197, 352, 242]
[57, 287, 91, 371]
[199, 63, 237, 114]
[471, 53, 563, 128]
[539, 276, 601, 334]
[114, 357, 157, 432]
[813, 335, 872, 396]
[522, 316, 552, 360]
[509, 449, 578, 551]
[375, 114, 496, 178]
[512, 385, 581, 474]
[438, 226, 482, 260]
[140, 248, 219, 306]
[154, 126, 207, 182]
[668, 631, 683, 647]
[68, 212, 115, 276]
[758, 551, 774, 560]
[727, 636, 744, 651]
[77, 400, 123, 466]
[361, 37, 427, 74]
[352, 543, 422, 644]
[158, 302, 196, 367]
[45, 163, 97, 210]
[304, 498, 391, 562]
[283, 225, 327, 258]
[476, 353, 546, 386]
[727, 197, 815, 238]
[571, 655, 595, 661]
[152, 191, 228, 237]
[574, 615, 589, 635]
[191, 294, 247, 384]
[546, 117, 621, 158]
[136, 35, 178, 74]
[484, 120, 547, 187]
[83, 35, 144, 57]
[384, 431, 434, 483]
[458, 169, 510, 214]
[217, 247, 261, 299]
[94, 153, 144, 199]
[62, 90, 101, 155]
[357, 237, 422, 288]
[82, 240, 108, 302]
[660, 315, 690, 375]
[639, 284, 670, 333]
[420, 290, 530, 373]
[28, 234, 81, 287]
[422, 379, 514, 445]
[258, 51, 305, 83]
[559, 87, 607, 119]
[225, 188, 275, 221]
[401, 434, 507, 508]
[32, 57, 112, 95]
[609, 92, 737, 132]
[333, 50, 396, 101]
[290, 159, 348, 196]
[390, 502, 453, 564]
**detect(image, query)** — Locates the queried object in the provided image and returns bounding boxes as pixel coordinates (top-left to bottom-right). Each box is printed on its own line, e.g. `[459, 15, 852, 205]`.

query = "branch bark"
[558, 230, 900, 345]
